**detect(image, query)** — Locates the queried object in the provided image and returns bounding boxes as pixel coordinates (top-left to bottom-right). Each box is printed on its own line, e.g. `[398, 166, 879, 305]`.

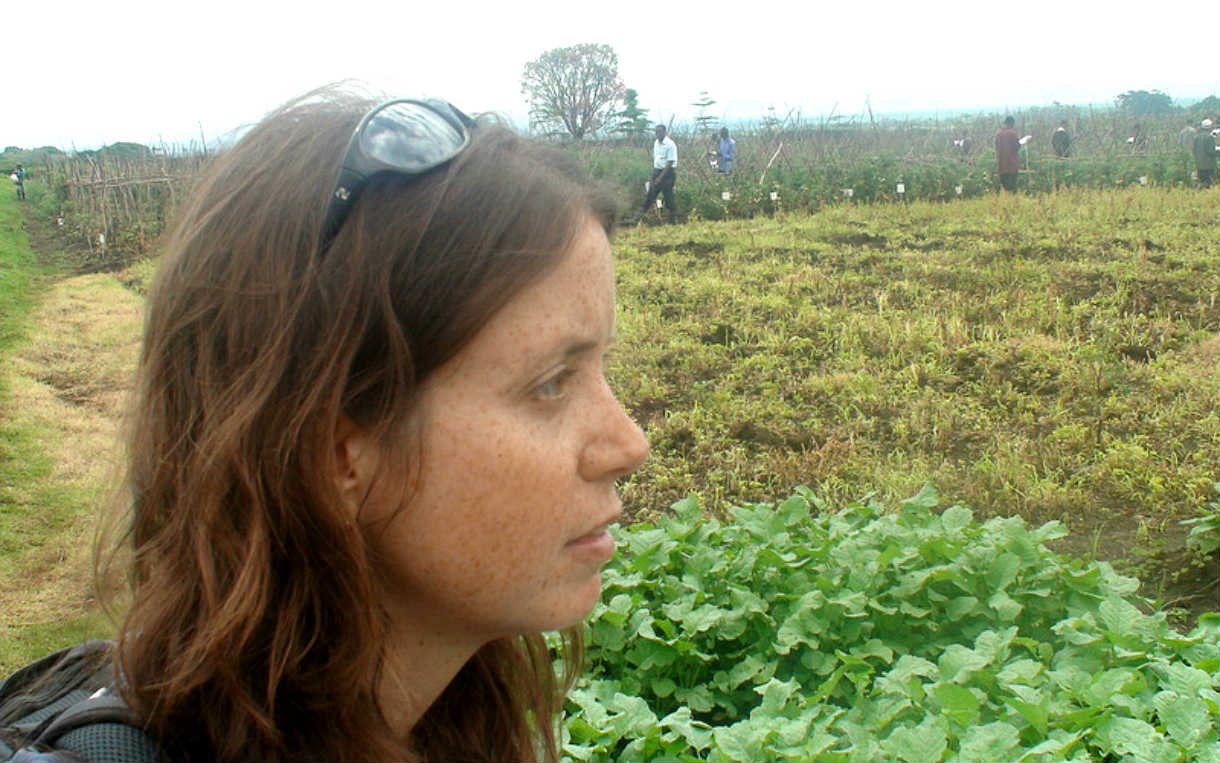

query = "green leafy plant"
[1183, 483, 1220, 558]
[565, 486, 1220, 761]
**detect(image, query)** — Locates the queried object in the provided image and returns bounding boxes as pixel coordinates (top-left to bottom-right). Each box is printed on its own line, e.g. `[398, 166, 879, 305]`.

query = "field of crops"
[609, 186, 1217, 558]
[545, 184, 1220, 760]
[583, 106, 1209, 220]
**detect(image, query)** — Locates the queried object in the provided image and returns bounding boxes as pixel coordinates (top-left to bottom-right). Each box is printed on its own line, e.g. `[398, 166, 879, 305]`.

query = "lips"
[565, 514, 620, 562]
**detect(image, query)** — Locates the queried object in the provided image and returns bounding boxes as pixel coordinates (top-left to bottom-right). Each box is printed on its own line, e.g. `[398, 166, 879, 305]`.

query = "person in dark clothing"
[995, 116, 1021, 191]
[12, 164, 26, 200]
[634, 124, 678, 223]
[1193, 119, 1219, 188]
[1051, 120, 1071, 158]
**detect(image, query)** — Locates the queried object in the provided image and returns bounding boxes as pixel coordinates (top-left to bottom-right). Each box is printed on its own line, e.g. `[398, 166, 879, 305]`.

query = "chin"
[538, 573, 605, 632]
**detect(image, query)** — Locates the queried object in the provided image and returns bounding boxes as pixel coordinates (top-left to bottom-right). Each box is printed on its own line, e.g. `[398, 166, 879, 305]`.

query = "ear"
[333, 414, 381, 518]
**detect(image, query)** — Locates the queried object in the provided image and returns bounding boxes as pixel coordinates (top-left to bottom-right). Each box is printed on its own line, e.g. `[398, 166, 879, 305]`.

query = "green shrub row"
[566, 487, 1220, 762]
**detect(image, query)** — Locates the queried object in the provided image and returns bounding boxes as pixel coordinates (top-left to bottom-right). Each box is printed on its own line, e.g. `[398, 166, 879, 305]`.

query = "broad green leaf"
[683, 603, 724, 633]
[659, 707, 714, 752]
[934, 682, 980, 727]
[772, 714, 814, 747]
[675, 683, 716, 713]
[1030, 520, 1069, 543]
[1154, 690, 1212, 749]
[756, 677, 799, 716]
[957, 720, 1021, 762]
[1161, 662, 1214, 697]
[797, 730, 837, 758]
[1097, 596, 1149, 636]
[850, 638, 895, 665]
[1083, 668, 1141, 706]
[775, 591, 827, 654]
[946, 595, 979, 621]
[561, 741, 597, 761]
[988, 590, 1023, 620]
[626, 639, 677, 670]
[1096, 716, 1177, 762]
[1016, 729, 1085, 763]
[777, 494, 811, 525]
[880, 720, 947, 763]
[727, 654, 767, 689]
[985, 552, 1022, 590]
[974, 626, 1018, 662]
[608, 692, 659, 737]
[940, 505, 973, 535]
[996, 658, 1043, 686]
[651, 676, 677, 698]
[712, 721, 766, 763]
[1003, 695, 1048, 737]
[901, 483, 940, 513]
[886, 654, 939, 683]
[939, 643, 990, 683]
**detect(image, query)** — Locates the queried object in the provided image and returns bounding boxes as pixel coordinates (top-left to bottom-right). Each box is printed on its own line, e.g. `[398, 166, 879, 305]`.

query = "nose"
[579, 380, 649, 482]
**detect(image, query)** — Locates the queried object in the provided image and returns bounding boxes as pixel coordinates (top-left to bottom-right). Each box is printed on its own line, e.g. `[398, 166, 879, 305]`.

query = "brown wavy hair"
[114, 86, 618, 762]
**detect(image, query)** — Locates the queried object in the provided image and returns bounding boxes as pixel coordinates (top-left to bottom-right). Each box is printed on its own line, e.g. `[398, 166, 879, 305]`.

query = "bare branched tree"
[521, 44, 625, 140]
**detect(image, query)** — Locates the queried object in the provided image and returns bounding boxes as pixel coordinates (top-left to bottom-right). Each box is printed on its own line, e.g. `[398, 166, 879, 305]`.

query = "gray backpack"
[0, 641, 160, 762]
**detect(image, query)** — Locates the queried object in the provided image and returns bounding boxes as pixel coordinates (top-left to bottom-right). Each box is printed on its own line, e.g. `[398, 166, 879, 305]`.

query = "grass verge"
[0, 185, 142, 673]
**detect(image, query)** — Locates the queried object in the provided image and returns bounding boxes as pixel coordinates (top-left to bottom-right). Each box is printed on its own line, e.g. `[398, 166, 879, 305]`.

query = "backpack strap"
[1, 644, 162, 763]
[31, 688, 160, 763]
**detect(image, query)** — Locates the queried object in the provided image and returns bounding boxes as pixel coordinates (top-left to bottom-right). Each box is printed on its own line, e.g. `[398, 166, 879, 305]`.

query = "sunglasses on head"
[318, 98, 475, 256]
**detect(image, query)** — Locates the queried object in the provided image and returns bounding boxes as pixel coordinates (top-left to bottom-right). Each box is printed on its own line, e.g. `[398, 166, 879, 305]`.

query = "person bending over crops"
[0, 85, 648, 762]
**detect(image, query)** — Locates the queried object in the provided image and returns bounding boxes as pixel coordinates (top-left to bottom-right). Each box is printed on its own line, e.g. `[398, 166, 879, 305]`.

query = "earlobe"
[334, 414, 380, 517]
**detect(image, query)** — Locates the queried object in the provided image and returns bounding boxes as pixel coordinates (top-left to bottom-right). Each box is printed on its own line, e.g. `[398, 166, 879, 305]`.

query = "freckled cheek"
[429, 427, 568, 560]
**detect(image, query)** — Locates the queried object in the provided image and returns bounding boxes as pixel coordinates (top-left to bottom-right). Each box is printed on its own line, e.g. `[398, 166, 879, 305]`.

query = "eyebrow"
[559, 337, 601, 359]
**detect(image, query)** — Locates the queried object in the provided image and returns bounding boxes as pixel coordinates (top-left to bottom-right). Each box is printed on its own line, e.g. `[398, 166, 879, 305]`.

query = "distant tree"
[691, 91, 717, 133]
[1115, 89, 1174, 115]
[612, 88, 651, 141]
[1190, 95, 1220, 115]
[521, 44, 625, 140]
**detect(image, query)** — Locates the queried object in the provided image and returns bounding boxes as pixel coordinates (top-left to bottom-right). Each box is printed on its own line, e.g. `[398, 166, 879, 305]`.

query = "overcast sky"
[6, 0, 1219, 150]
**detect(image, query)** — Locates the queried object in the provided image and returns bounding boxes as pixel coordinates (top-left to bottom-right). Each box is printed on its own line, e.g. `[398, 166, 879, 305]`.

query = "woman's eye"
[535, 368, 574, 400]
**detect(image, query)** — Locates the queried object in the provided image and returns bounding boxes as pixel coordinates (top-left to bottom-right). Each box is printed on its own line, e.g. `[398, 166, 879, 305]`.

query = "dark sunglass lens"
[360, 102, 465, 172]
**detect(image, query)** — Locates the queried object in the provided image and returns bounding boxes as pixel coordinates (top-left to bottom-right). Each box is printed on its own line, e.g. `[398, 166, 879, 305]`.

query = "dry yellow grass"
[0, 273, 142, 659]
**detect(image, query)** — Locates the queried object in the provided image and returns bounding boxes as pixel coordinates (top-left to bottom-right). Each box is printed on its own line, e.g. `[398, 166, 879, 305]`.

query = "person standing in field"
[1179, 119, 1196, 151]
[994, 116, 1021, 191]
[1051, 120, 1071, 158]
[718, 127, 736, 173]
[1192, 118, 1218, 188]
[12, 164, 26, 200]
[1128, 123, 1147, 155]
[634, 124, 678, 224]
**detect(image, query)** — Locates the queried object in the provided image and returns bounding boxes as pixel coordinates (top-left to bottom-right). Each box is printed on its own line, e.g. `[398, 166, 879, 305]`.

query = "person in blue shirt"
[718, 128, 736, 173]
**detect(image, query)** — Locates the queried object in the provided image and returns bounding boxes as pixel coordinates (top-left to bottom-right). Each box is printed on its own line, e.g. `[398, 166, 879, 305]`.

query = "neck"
[378, 613, 485, 740]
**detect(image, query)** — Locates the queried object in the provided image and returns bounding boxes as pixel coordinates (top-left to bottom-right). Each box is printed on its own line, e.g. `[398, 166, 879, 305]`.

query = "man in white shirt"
[634, 124, 678, 224]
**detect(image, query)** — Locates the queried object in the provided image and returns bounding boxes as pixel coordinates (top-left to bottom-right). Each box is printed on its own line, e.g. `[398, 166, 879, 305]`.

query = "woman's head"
[119, 85, 644, 761]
